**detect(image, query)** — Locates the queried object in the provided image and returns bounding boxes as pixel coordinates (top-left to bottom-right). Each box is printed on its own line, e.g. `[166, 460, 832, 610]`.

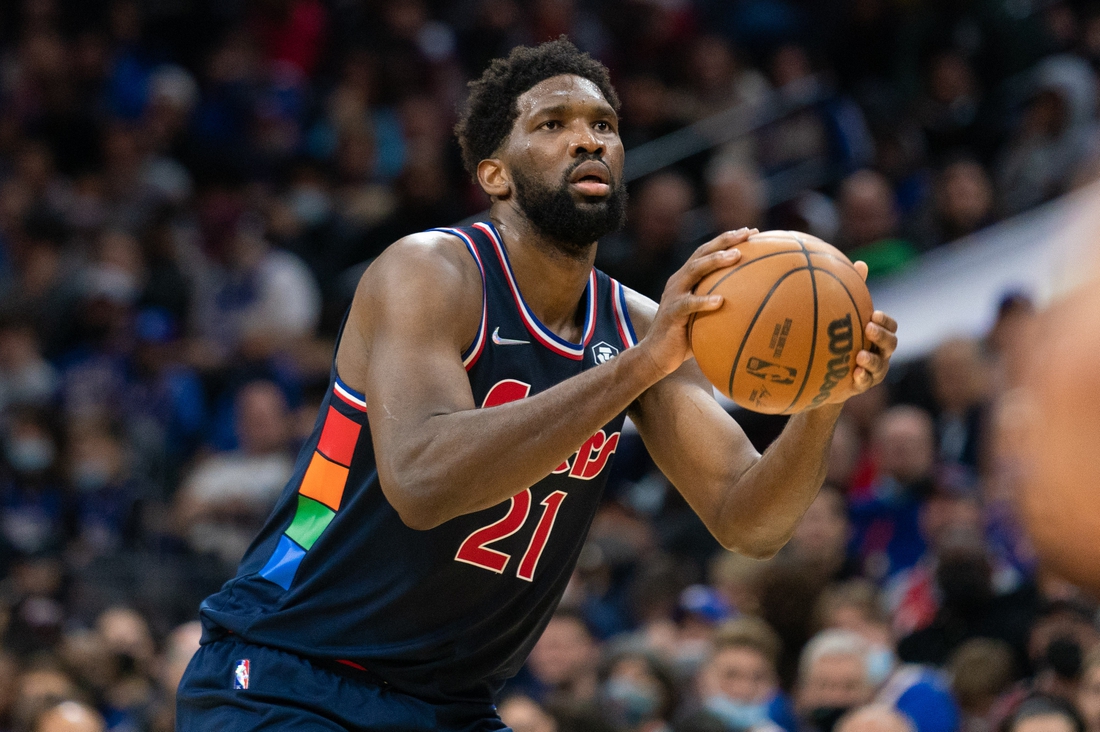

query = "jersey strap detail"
[473, 221, 596, 359]
[610, 279, 638, 348]
[333, 377, 367, 411]
[431, 227, 488, 370]
[258, 398, 362, 589]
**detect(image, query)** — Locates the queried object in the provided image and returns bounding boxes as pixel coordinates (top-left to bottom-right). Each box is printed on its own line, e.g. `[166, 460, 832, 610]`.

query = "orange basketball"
[689, 231, 874, 415]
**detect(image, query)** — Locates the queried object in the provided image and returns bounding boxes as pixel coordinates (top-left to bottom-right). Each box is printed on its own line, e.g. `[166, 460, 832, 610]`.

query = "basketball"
[689, 231, 874, 415]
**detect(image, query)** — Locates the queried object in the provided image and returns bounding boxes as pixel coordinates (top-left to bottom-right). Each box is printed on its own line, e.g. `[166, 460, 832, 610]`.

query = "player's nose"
[568, 123, 604, 157]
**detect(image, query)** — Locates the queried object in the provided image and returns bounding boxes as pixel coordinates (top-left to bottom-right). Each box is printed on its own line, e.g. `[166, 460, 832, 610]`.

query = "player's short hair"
[455, 37, 620, 178]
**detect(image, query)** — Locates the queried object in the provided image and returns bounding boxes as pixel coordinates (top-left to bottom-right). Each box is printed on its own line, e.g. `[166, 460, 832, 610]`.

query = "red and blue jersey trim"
[333, 375, 367, 412]
[474, 221, 597, 360]
[610, 279, 638, 349]
[432, 227, 488, 370]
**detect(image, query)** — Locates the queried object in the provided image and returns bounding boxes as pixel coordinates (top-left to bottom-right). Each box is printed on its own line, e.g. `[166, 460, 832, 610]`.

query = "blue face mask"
[866, 645, 896, 686]
[704, 694, 771, 730]
[6, 437, 55, 474]
[604, 677, 660, 727]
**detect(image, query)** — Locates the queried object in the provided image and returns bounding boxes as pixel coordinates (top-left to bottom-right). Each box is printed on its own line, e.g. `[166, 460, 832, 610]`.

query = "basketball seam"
[784, 233, 818, 414]
[814, 267, 868, 353]
[700, 249, 808, 296]
[725, 267, 809, 400]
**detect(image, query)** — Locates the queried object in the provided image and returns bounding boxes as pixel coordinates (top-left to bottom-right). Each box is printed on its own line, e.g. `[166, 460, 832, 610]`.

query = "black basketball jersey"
[198, 222, 639, 704]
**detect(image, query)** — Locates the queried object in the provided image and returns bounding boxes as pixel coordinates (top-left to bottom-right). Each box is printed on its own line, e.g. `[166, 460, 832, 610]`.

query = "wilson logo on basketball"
[809, 314, 854, 409]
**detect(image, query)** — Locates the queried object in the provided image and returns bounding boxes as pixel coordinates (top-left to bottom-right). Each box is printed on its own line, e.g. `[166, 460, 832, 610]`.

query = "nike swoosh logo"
[492, 327, 530, 346]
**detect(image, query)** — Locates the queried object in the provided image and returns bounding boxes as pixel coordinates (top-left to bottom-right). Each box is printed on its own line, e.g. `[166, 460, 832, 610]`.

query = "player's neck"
[490, 207, 596, 341]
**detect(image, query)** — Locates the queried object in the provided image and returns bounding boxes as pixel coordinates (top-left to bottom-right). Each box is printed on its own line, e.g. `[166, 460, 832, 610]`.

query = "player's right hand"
[638, 228, 756, 377]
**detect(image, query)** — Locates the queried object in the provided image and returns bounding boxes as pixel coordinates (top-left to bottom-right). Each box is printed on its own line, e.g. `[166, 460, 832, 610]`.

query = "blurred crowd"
[0, 0, 1097, 731]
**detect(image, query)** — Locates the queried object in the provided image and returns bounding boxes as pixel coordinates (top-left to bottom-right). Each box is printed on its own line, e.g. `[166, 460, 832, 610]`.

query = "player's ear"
[477, 158, 511, 200]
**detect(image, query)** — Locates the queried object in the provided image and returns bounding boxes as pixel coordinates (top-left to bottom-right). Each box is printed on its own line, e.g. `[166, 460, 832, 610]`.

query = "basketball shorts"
[176, 637, 510, 732]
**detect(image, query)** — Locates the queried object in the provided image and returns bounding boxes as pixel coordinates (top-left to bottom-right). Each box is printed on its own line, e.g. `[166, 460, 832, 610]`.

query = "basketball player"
[176, 39, 898, 731]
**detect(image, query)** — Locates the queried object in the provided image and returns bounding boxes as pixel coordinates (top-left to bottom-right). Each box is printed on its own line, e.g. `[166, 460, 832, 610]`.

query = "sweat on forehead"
[454, 37, 619, 177]
[514, 75, 611, 116]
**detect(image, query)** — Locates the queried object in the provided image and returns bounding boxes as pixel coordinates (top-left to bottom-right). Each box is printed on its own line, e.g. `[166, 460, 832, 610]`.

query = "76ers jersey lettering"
[197, 222, 638, 705]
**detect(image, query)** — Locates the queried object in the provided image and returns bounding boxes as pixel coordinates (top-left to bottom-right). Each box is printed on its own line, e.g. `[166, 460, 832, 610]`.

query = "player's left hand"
[851, 260, 898, 392]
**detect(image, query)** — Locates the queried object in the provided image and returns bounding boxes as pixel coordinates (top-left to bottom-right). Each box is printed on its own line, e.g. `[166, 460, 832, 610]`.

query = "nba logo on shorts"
[233, 659, 250, 689]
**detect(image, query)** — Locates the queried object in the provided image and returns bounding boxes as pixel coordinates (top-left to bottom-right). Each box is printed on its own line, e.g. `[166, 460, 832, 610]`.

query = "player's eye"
[542, 120, 561, 130]
[595, 121, 611, 131]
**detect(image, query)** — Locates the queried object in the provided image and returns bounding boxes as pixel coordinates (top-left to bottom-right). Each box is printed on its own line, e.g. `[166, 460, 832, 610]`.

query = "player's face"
[503, 74, 627, 255]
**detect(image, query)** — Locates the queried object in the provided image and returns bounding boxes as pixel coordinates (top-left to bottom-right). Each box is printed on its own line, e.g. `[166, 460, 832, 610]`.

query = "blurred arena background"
[0, 1, 1097, 731]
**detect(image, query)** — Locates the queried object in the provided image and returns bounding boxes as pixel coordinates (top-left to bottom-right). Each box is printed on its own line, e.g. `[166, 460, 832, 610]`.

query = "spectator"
[147, 621, 201, 732]
[1078, 650, 1100, 732]
[599, 647, 678, 732]
[884, 487, 989, 639]
[1006, 695, 1086, 732]
[997, 56, 1097, 216]
[596, 172, 696, 301]
[521, 609, 601, 708]
[499, 694, 559, 732]
[687, 616, 794, 732]
[193, 209, 322, 364]
[835, 705, 915, 732]
[64, 421, 137, 560]
[928, 337, 992, 472]
[677, 35, 772, 122]
[173, 380, 295, 566]
[849, 406, 937, 582]
[927, 159, 996, 247]
[704, 161, 768, 234]
[915, 52, 986, 161]
[796, 630, 876, 732]
[0, 316, 57, 412]
[798, 629, 959, 732]
[896, 528, 1038, 672]
[782, 486, 859, 582]
[834, 170, 917, 279]
[33, 700, 105, 732]
[0, 409, 66, 557]
[949, 639, 1017, 732]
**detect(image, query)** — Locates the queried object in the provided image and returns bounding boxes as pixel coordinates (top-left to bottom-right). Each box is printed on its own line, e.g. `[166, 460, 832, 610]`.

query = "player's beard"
[512, 157, 627, 258]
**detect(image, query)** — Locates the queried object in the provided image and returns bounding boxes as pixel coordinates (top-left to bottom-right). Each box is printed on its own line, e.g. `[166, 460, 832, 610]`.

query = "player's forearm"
[710, 403, 842, 557]
[379, 347, 663, 529]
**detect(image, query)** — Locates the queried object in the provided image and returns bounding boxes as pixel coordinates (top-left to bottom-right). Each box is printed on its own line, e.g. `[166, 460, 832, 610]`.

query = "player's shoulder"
[618, 283, 657, 340]
[358, 229, 482, 301]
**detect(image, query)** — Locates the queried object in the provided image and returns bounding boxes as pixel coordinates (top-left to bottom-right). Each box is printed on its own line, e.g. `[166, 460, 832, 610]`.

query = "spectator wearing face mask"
[598, 648, 678, 732]
[797, 629, 958, 732]
[0, 315, 58, 412]
[0, 410, 68, 559]
[64, 421, 138, 560]
[682, 617, 794, 732]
